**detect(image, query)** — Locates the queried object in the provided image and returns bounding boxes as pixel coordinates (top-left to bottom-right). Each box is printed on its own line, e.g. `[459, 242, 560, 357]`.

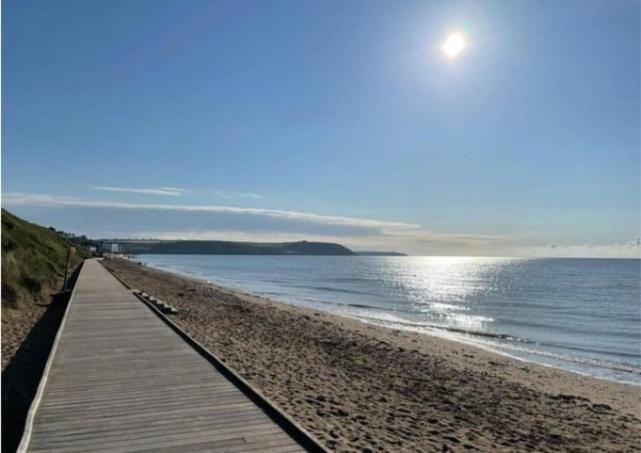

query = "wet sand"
[103, 257, 641, 452]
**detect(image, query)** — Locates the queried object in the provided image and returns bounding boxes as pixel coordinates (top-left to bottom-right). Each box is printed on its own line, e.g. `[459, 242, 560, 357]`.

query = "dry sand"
[103, 257, 641, 452]
[2, 295, 49, 371]
[2, 285, 70, 453]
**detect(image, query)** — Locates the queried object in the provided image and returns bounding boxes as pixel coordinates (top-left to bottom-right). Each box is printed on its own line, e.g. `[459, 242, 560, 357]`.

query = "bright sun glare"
[441, 32, 467, 59]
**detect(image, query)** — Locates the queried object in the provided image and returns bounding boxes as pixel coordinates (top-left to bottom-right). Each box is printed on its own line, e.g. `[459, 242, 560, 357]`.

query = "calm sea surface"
[138, 255, 641, 384]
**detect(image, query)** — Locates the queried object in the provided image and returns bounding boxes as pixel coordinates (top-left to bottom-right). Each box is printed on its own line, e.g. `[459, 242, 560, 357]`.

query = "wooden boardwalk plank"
[20, 259, 306, 452]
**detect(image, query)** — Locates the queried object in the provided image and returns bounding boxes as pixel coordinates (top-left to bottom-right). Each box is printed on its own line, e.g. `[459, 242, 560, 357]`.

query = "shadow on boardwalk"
[1, 266, 81, 453]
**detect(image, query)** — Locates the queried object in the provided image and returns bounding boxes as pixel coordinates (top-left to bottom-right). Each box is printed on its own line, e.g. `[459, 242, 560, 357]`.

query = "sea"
[137, 255, 641, 385]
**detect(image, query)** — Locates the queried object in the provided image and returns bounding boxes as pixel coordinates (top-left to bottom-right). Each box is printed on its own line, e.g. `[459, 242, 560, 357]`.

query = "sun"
[441, 32, 467, 59]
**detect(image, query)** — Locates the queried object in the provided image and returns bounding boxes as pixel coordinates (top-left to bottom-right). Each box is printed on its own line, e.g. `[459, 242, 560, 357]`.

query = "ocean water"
[137, 255, 641, 384]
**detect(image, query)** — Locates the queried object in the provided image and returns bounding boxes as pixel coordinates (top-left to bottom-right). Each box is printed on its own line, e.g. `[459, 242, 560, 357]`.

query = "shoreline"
[135, 256, 640, 388]
[354, 316, 641, 387]
[104, 257, 641, 451]
[121, 257, 641, 407]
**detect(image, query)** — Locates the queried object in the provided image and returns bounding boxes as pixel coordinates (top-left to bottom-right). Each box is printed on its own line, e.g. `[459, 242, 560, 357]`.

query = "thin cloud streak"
[3, 192, 419, 230]
[10, 192, 633, 257]
[93, 186, 262, 200]
[211, 190, 262, 200]
[92, 186, 189, 196]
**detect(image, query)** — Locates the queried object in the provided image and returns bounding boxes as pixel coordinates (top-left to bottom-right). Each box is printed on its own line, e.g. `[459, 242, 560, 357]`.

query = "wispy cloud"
[12, 191, 633, 257]
[92, 186, 189, 196]
[3, 192, 512, 255]
[2, 192, 418, 230]
[92, 186, 262, 200]
[211, 190, 262, 200]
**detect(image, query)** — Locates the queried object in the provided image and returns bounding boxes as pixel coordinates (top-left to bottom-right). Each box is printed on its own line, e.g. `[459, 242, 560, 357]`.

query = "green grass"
[1, 209, 89, 308]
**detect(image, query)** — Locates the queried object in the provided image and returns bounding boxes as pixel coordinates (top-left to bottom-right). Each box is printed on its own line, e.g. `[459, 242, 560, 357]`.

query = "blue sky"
[3, 0, 640, 256]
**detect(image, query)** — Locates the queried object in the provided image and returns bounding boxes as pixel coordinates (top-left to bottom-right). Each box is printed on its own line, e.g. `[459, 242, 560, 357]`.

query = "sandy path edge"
[104, 257, 640, 452]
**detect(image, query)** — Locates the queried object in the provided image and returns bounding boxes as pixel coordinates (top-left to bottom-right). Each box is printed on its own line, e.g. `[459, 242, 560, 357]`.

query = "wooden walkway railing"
[18, 259, 314, 452]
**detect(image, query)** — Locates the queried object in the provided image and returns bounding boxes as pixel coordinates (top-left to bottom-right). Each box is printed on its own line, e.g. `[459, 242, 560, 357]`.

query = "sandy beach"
[103, 257, 641, 452]
[2, 300, 46, 371]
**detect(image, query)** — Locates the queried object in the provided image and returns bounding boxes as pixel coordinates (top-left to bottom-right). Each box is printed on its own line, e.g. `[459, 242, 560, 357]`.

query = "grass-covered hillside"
[117, 239, 355, 255]
[1, 209, 88, 308]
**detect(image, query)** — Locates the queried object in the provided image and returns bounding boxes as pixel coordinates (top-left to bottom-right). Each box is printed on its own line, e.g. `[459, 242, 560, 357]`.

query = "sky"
[2, 0, 640, 257]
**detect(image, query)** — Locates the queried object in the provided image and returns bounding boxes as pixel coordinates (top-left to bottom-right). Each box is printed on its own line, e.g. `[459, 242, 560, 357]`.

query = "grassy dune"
[1, 211, 91, 452]
[1, 209, 90, 371]
[1, 209, 88, 309]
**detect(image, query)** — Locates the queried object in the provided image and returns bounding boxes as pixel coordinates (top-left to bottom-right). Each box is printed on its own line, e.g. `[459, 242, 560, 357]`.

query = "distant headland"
[102, 239, 407, 256]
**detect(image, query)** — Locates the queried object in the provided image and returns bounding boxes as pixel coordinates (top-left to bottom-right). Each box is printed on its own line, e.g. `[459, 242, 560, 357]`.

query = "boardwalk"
[20, 259, 307, 453]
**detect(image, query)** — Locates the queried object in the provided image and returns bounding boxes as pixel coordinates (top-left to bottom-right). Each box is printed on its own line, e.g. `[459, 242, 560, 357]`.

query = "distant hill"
[1, 209, 89, 308]
[355, 251, 407, 256]
[115, 240, 356, 256]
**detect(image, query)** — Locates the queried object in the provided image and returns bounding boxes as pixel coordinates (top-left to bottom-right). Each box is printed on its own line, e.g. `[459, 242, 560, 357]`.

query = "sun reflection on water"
[370, 256, 524, 333]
